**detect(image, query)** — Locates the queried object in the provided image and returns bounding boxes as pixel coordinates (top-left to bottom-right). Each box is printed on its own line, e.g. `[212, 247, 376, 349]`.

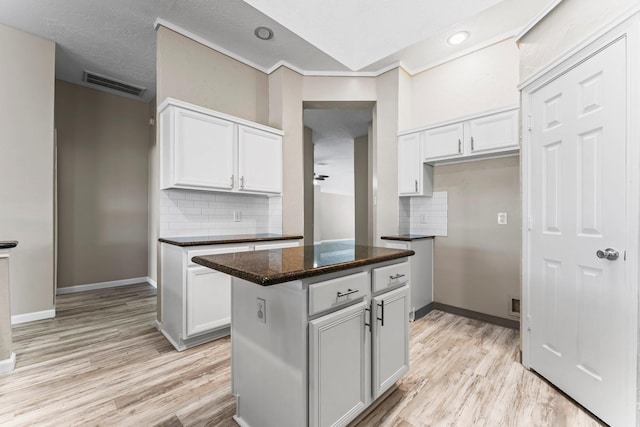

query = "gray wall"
[433, 156, 521, 319]
[55, 80, 150, 288]
[0, 23, 55, 318]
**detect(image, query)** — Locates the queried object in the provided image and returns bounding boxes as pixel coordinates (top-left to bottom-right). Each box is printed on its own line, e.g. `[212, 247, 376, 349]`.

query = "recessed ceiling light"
[447, 31, 469, 45]
[254, 26, 274, 41]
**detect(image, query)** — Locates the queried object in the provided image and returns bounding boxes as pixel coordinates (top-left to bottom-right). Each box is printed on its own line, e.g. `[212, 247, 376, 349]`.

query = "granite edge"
[192, 249, 415, 286]
[0, 241, 18, 249]
[381, 235, 435, 242]
[159, 235, 304, 247]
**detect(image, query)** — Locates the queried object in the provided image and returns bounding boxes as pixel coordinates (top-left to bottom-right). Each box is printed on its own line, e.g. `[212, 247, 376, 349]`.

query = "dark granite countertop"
[192, 241, 414, 286]
[381, 234, 435, 241]
[159, 233, 303, 247]
[0, 241, 18, 249]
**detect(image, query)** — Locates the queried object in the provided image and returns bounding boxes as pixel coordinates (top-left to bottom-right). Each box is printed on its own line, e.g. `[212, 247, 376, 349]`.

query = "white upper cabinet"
[423, 122, 464, 160]
[174, 109, 235, 190]
[160, 98, 283, 195]
[238, 125, 282, 194]
[398, 133, 433, 197]
[400, 107, 519, 164]
[467, 109, 519, 154]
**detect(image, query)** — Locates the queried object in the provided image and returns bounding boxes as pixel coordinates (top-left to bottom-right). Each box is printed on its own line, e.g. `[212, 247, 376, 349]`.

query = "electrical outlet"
[497, 212, 508, 225]
[257, 298, 266, 324]
[233, 211, 241, 222]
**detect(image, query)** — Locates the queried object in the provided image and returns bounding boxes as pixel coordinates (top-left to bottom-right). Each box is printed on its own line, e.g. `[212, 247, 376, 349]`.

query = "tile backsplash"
[160, 189, 282, 237]
[399, 191, 448, 236]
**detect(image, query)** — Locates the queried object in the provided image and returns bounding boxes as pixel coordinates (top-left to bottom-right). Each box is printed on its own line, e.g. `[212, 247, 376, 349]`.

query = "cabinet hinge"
[527, 115, 532, 131]
[527, 315, 532, 332]
[527, 216, 533, 231]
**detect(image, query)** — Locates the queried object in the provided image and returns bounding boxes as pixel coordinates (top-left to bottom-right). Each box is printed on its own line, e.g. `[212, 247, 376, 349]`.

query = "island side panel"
[231, 277, 308, 427]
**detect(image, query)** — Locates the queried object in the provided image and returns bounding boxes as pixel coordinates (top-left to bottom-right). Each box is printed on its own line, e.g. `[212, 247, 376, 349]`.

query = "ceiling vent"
[83, 71, 146, 97]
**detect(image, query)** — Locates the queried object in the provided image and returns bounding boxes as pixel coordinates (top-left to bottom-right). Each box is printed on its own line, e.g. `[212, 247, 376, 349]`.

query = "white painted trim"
[514, 0, 564, 43]
[0, 352, 16, 375]
[11, 309, 55, 325]
[154, 18, 270, 74]
[428, 152, 519, 166]
[0, 249, 9, 259]
[147, 277, 157, 288]
[320, 238, 354, 244]
[56, 277, 150, 295]
[398, 105, 519, 136]
[157, 97, 284, 135]
[518, 6, 640, 90]
[154, 17, 517, 79]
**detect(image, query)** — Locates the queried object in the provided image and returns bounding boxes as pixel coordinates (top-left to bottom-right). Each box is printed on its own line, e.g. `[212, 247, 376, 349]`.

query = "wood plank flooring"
[0, 283, 603, 426]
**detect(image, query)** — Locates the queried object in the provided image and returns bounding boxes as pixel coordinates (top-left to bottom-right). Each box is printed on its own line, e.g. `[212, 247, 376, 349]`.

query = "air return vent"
[83, 71, 146, 97]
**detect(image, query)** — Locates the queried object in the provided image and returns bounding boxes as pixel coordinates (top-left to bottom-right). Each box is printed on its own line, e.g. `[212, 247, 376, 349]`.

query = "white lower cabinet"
[186, 267, 231, 336]
[159, 239, 300, 351]
[231, 260, 412, 427]
[309, 301, 369, 427]
[309, 270, 410, 427]
[372, 285, 410, 398]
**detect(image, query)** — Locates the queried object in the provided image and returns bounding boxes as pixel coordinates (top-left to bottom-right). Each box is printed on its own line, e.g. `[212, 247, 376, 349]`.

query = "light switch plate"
[497, 212, 508, 225]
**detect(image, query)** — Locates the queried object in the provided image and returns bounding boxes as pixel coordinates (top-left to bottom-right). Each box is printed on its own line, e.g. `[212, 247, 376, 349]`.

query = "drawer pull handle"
[377, 300, 385, 326]
[337, 288, 359, 298]
[389, 273, 405, 280]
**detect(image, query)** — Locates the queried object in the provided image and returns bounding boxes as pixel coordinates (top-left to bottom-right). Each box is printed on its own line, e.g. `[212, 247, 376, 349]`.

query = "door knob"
[596, 248, 619, 261]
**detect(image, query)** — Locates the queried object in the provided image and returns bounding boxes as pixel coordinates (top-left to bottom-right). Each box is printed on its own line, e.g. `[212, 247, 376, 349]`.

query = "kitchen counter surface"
[159, 233, 303, 247]
[0, 241, 18, 249]
[381, 234, 435, 241]
[192, 241, 414, 286]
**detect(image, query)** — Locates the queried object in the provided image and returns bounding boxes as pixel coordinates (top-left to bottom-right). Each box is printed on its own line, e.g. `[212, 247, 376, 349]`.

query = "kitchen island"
[192, 242, 414, 427]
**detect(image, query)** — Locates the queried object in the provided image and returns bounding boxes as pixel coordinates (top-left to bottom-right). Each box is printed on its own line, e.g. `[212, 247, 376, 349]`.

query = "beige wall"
[374, 69, 401, 239]
[519, 0, 638, 82]
[354, 134, 370, 245]
[320, 193, 355, 241]
[55, 80, 150, 288]
[434, 156, 521, 319]
[303, 127, 314, 242]
[269, 67, 305, 239]
[0, 24, 55, 317]
[303, 76, 377, 101]
[409, 38, 520, 129]
[156, 26, 269, 124]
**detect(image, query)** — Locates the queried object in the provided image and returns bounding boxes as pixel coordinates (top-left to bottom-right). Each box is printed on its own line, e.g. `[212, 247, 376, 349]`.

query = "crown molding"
[515, 0, 563, 43]
[155, 18, 518, 79]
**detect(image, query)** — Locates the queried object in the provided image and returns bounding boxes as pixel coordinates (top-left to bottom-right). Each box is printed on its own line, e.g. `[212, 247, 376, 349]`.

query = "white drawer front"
[372, 262, 410, 293]
[187, 245, 252, 266]
[308, 272, 369, 316]
[254, 240, 300, 251]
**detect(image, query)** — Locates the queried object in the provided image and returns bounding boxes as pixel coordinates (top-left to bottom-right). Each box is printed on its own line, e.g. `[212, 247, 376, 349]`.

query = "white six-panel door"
[527, 37, 630, 427]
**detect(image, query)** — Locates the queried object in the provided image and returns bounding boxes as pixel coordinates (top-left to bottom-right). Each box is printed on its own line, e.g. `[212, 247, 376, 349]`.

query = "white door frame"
[520, 12, 640, 425]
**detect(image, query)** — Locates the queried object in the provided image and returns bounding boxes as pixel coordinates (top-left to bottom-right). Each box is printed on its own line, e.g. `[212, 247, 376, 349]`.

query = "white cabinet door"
[174, 108, 235, 190]
[423, 122, 464, 160]
[398, 133, 422, 196]
[238, 125, 282, 194]
[186, 266, 232, 336]
[309, 300, 369, 427]
[371, 285, 409, 398]
[467, 109, 518, 154]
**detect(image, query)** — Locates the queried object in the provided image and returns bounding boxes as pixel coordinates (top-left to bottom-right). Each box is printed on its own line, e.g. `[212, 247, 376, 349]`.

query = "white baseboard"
[147, 277, 157, 288]
[0, 352, 16, 374]
[56, 276, 150, 295]
[11, 309, 55, 325]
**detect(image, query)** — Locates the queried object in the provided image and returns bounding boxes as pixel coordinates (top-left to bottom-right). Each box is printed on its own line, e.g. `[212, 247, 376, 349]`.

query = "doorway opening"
[303, 101, 374, 245]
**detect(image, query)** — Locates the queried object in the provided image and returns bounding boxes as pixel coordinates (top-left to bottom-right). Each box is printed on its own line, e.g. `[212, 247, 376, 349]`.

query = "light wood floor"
[0, 283, 603, 426]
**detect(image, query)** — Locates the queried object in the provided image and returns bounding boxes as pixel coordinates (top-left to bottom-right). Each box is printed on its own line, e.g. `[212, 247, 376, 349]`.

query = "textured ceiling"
[0, 0, 552, 103]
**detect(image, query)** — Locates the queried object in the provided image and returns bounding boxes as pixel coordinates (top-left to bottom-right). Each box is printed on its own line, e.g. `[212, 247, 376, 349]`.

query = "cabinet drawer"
[308, 272, 369, 316]
[187, 245, 251, 266]
[372, 262, 410, 293]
